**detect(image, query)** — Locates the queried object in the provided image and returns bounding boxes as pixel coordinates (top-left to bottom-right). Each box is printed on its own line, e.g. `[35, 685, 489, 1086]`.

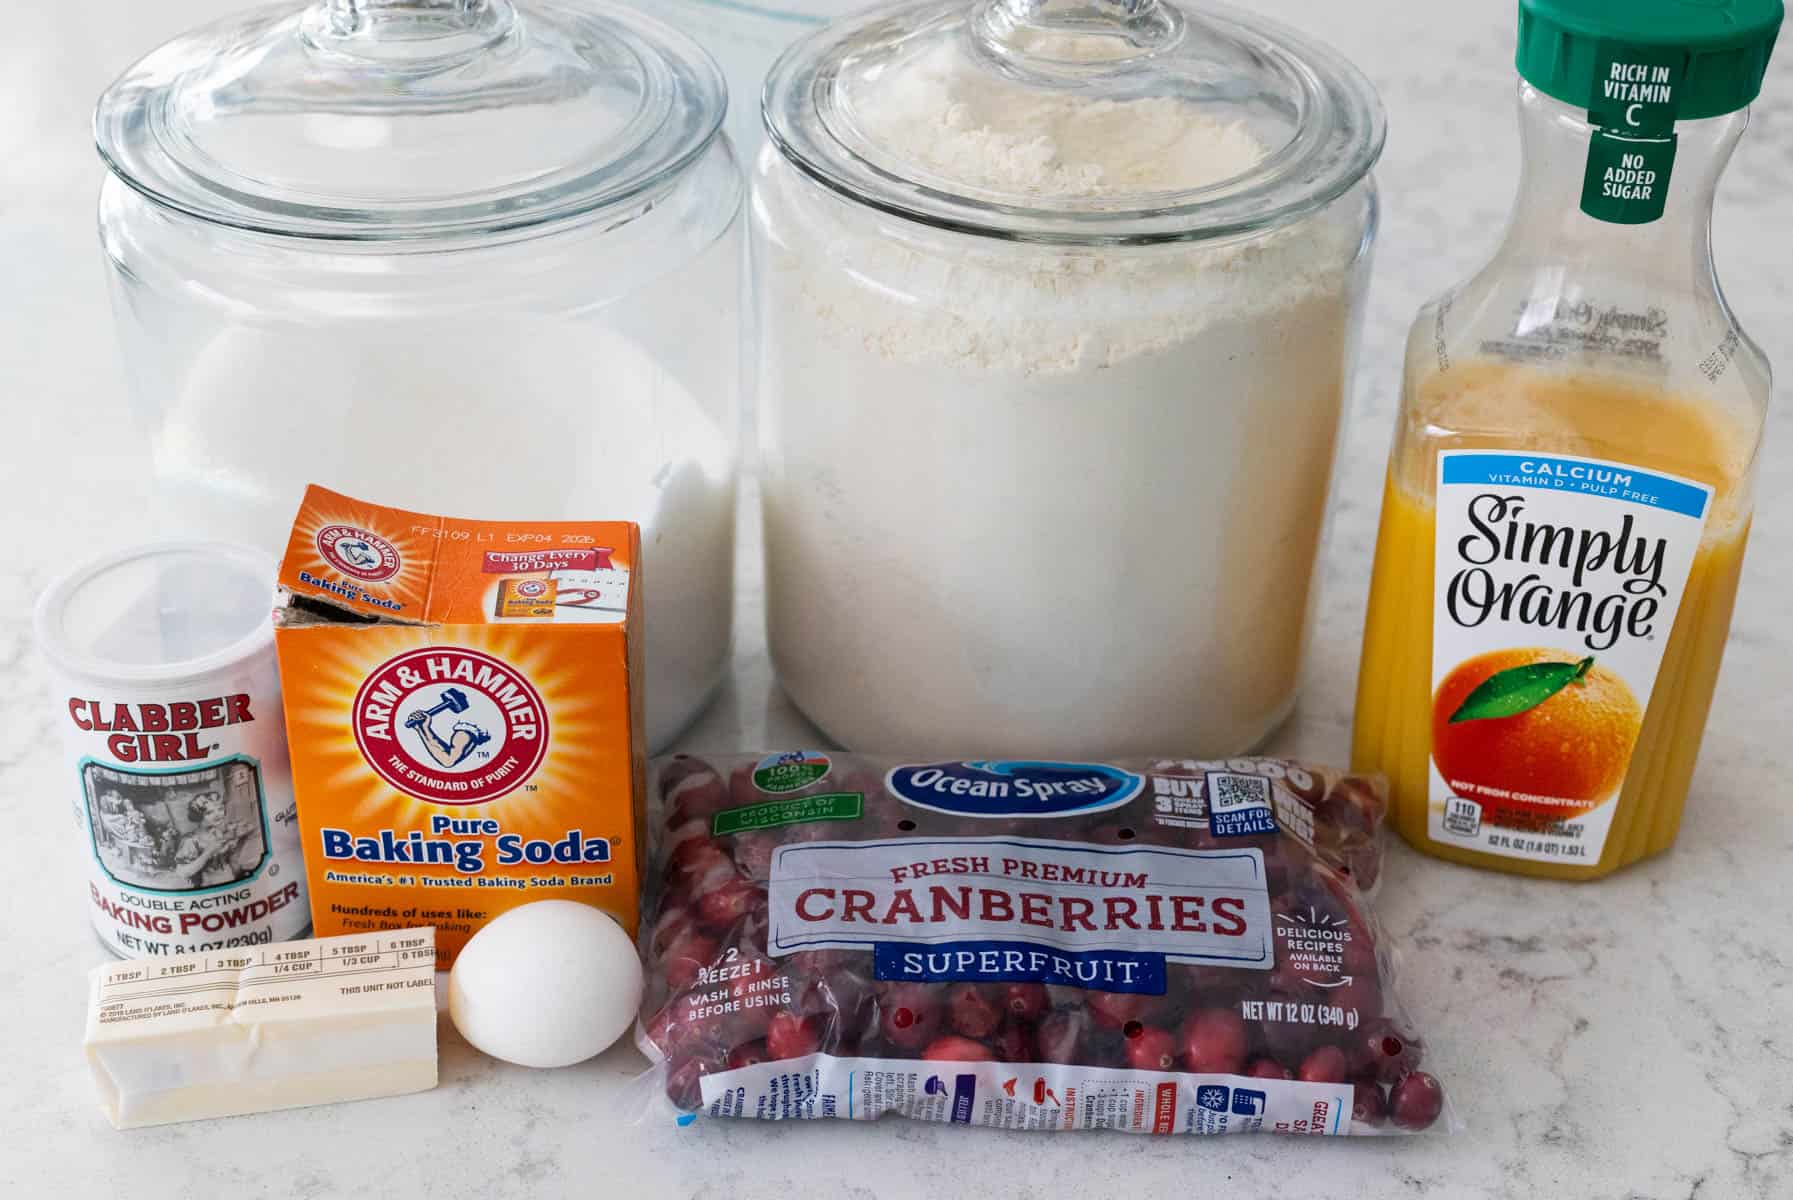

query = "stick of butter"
[84, 928, 439, 1129]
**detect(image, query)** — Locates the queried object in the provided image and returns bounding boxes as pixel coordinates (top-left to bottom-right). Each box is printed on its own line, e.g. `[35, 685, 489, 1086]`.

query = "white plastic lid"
[34, 542, 277, 686]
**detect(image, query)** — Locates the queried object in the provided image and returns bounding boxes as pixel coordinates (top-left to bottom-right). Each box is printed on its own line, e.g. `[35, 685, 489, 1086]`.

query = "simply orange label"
[274, 486, 644, 963]
[1425, 453, 1709, 863]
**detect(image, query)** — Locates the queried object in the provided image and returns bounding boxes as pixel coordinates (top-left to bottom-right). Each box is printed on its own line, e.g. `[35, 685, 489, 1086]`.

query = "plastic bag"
[634, 752, 1448, 1136]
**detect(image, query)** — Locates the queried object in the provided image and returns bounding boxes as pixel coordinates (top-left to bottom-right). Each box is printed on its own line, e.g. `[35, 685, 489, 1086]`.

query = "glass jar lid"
[94, 0, 728, 240]
[763, 0, 1385, 243]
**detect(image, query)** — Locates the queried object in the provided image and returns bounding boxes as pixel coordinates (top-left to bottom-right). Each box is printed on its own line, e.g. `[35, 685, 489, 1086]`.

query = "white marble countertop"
[4, 2, 1791, 1198]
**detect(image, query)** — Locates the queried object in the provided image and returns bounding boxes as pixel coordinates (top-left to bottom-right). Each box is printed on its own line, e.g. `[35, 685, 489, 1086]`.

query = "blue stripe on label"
[1441, 452, 1709, 518]
[872, 940, 1167, 994]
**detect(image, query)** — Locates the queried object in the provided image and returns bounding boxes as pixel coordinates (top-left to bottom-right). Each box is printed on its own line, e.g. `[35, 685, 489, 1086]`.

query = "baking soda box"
[273, 485, 644, 963]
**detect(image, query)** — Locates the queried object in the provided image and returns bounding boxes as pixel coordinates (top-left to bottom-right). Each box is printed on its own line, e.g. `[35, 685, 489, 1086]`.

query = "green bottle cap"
[1518, 0, 1783, 121]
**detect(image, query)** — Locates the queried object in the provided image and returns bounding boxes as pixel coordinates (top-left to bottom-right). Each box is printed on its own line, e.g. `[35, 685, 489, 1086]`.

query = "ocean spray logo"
[316, 524, 401, 584]
[885, 761, 1144, 819]
[352, 646, 548, 804]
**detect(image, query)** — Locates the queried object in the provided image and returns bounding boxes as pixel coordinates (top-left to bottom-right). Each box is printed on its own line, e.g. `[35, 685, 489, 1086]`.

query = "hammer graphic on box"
[403, 687, 491, 768]
[414, 687, 471, 721]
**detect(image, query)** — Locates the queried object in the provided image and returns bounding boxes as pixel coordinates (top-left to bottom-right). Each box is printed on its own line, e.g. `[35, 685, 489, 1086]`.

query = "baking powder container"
[35, 542, 307, 958]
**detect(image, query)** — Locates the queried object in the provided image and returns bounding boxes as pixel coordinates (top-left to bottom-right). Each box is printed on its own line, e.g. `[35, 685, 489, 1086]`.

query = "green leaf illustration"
[1447, 656, 1595, 724]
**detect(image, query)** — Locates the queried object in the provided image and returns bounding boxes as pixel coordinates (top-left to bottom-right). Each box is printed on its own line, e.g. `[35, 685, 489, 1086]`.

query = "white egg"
[448, 900, 644, 1069]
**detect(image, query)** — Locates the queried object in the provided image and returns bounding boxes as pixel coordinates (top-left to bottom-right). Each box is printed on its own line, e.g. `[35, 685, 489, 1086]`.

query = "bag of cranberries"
[635, 752, 1449, 1136]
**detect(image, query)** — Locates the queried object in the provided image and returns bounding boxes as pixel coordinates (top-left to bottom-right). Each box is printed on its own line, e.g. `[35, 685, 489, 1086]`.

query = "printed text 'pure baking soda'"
[273, 485, 645, 963]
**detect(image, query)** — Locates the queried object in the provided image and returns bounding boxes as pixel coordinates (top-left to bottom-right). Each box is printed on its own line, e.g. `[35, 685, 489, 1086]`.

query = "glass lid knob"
[299, 0, 520, 67]
[968, 0, 1185, 78]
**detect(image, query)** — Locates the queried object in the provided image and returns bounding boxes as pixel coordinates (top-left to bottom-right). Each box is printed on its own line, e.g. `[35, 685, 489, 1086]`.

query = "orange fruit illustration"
[1431, 647, 1642, 828]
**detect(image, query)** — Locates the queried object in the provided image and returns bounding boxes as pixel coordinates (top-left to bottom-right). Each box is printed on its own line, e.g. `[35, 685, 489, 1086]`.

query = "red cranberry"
[1389, 1071, 1445, 1131]
[1267, 961, 1319, 997]
[727, 1039, 769, 1070]
[667, 841, 738, 898]
[663, 815, 712, 854]
[1170, 965, 1247, 1011]
[946, 985, 1002, 1039]
[1086, 990, 1148, 1030]
[697, 880, 766, 930]
[1352, 1080, 1389, 1127]
[727, 764, 763, 807]
[666, 771, 729, 824]
[922, 1035, 994, 1062]
[999, 983, 1048, 1021]
[990, 1020, 1037, 1062]
[766, 1011, 823, 1060]
[795, 969, 873, 1026]
[1346, 845, 1382, 891]
[646, 1000, 757, 1060]
[1298, 1044, 1349, 1084]
[729, 831, 778, 878]
[1351, 1020, 1421, 1083]
[1257, 990, 1324, 1063]
[1245, 1057, 1293, 1080]
[789, 949, 862, 977]
[648, 905, 695, 956]
[1330, 976, 1385, 1026]
[1037, 1009, 1088, 1064]
[1122, 1025, 1179, 1072]
[659, 928, 719, 991]
[664, 1055, 720, 1110]
[736, 893, 771, 953]
[1328, 775, 1387, 830]
[1179, 1008, 1249, 1075]
[1261, 841, 1304, 882]
[657, 754, 709, 790]
[665, 834, 721, 876]
[643, 1002, 701, 1056]
[1311, 862, 1374, 929]
[725, 958, 781, 1003]
[877, 983, 942, 1051]
[1341, 934, 1381, 982]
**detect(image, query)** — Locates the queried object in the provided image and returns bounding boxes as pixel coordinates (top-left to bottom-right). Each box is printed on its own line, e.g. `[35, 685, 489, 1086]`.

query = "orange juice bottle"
[1353, 0, 1782, 879]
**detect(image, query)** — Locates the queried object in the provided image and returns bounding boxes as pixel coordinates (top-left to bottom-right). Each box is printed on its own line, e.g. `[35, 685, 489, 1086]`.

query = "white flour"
[755, 46, 1369, 756]
[846, 43, 1269, 202]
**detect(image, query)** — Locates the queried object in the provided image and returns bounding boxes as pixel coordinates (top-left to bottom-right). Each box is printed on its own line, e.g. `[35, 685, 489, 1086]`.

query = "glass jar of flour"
[754, 0, 1385, 756]
[95, 0, 742, 750]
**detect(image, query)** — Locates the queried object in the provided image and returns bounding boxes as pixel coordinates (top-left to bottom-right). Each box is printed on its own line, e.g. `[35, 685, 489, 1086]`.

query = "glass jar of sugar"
[94, 0, 742, 751]
[753, 0, 1385, 757]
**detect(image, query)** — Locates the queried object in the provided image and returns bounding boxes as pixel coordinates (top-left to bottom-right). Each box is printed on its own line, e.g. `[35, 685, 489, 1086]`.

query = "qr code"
[1208, 772, 1272, 813]
[1204, 772, 1277, 837]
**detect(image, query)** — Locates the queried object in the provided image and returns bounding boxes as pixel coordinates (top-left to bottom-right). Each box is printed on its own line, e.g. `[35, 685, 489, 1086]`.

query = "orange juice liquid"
[1353, 360, 1754, 879]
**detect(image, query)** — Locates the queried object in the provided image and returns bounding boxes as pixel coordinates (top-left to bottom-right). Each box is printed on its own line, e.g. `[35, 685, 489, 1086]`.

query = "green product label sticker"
[1581, 132, 1678, 224]
[1581, 41, 1684, 225]
[751, 750, 833, 794]
[711, 791, 863, 836]
[1588, 42, 1684, 135]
